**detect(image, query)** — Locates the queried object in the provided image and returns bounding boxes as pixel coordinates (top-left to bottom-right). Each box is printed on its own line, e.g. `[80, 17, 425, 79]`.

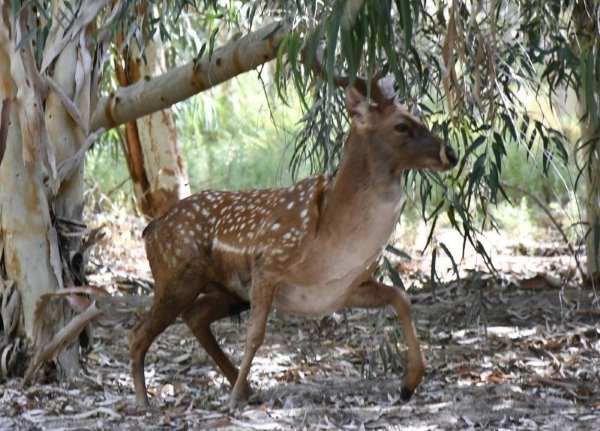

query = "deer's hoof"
[227, 394, 247, 411]
[228, 384, 252, 411]
[135, 394, 151, 410]
[247, 392, 263, 405]
[400, 385, 414, 402]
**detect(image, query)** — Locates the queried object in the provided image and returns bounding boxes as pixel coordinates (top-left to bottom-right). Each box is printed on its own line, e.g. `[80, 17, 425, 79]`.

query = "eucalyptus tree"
[0, 0, 287, 379]
[114, 6, 190, 218]
[0, 0, 597, 384]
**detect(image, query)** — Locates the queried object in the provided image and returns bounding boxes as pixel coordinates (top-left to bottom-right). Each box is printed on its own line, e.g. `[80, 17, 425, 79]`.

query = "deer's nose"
[445, 145, 458, 167]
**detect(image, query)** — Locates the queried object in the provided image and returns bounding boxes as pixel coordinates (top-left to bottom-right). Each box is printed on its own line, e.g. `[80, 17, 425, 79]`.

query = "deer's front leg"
[345, 279, 425, 401]
[229, 278, 275, 410]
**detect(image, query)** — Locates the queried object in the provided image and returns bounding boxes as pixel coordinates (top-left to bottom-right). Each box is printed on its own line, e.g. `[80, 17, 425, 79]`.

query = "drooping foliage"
[6, 0, 599, 272]
[269, 0, 597, 275]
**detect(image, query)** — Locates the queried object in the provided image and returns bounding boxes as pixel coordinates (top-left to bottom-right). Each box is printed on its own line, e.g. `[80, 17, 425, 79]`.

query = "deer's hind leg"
[229, 276, 276, 409]
[182, 286, 250, 390]
[345, 279, 425, 401]
[129, 265, 207, 407]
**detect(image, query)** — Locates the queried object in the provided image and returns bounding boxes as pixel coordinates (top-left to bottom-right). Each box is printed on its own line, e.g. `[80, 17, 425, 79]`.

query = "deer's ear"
[346, 87, 369, 119]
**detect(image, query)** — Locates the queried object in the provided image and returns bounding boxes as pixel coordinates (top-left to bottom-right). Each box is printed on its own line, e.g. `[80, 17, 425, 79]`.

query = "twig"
[502, 183, 587, 282]
[105, 177, 130, 197]
[574, 308, 600, 317]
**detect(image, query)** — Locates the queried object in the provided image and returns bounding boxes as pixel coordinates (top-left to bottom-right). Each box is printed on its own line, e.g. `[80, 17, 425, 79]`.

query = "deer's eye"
[395, 123, 411, 134]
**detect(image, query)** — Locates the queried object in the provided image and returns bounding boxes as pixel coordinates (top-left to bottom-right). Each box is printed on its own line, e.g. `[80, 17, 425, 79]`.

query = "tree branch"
[90, 21, 289, 132]
[24, 302, 104, 383]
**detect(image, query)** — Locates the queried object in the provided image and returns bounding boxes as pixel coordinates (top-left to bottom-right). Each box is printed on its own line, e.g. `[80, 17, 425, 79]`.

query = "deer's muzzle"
[440, 144, 458, 168]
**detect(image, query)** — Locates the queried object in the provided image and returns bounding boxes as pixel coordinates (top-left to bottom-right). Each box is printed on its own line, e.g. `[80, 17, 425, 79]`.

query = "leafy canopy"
[13, 0, 599, 271]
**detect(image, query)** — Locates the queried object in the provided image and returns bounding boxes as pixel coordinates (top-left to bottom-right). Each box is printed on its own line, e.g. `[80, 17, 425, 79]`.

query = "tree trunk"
[574, 4, 600, 281]
[0, 1, 101, 379]
[0, 14, 287, 381]
[0, 11, 78, 378]
[580, 119, 600, 280]
[116, 33, 190, 217]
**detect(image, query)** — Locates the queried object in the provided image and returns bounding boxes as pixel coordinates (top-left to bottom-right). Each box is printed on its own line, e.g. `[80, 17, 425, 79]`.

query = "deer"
[129, 71, 458, 410]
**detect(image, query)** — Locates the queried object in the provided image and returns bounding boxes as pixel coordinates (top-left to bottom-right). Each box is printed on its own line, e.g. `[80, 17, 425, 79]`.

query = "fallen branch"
[25, 301, 103, 383]
[24, 286, 151, 383]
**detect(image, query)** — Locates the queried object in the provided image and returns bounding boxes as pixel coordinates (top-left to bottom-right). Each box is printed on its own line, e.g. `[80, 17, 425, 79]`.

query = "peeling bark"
[0, 97, 9, 164]
[43, 38, 90, 378]
[0, 13, 288, 382]
[116, 29, 189, 217]
[0, 1, 103, 380]
[0, 43, 67, 365]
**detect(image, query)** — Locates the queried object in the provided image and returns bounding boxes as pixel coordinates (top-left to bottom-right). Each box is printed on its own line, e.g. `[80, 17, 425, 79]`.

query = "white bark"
[0, 0, 101, 378]
[0, 14, 288, 380]
[47, 41, 87, 223]
[0, 39, 66, 353]
[42, 11, 96, 375]
[137, 37, 190, 211]
[121, 32, 190, 216]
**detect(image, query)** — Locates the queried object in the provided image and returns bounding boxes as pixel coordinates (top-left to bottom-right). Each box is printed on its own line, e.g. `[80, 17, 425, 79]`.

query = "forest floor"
[1, 211, 599, 430]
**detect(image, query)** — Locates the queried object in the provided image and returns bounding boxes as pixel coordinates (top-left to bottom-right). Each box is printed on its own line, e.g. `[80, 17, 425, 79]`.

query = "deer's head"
[346, 87, 457, 175]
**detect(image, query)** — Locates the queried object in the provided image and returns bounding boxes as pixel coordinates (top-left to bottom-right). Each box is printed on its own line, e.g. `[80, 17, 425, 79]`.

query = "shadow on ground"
[1, 270, 598, 430]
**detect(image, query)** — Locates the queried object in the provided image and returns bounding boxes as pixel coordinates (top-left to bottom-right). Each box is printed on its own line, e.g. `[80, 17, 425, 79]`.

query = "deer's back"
[143, 176, 328, 299]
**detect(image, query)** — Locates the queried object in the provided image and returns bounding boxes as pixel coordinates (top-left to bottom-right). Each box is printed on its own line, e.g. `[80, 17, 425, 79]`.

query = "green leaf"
[439, 242, 460, 281]
[447, 204, 457, 228]
[395, 0, 412, 48]
[325, 2, 344, 92]
[430, 247, 438, 292]
[422, 214, 438, 253]
[383, 256, 405, 290]
[386, 244, 412, 260]
[207, 26, 219, 60]
[457, 135, 485, 178]
[467, 153, 487, 196]
[581, 48, 598, 125]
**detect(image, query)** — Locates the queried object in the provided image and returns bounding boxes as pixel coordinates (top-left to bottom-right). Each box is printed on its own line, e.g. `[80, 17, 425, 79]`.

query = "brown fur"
[129, 88, 458, 409]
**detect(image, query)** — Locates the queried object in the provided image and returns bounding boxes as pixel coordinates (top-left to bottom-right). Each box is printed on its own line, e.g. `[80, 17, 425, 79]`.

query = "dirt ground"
[1, 213, 599, 430]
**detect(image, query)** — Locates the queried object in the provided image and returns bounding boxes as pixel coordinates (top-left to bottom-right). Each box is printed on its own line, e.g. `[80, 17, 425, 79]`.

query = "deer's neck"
[318, 131, 404, 245]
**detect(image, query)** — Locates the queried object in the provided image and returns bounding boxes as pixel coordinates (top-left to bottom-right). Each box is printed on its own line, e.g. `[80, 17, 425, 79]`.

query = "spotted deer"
[129, 81, 458, 409]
